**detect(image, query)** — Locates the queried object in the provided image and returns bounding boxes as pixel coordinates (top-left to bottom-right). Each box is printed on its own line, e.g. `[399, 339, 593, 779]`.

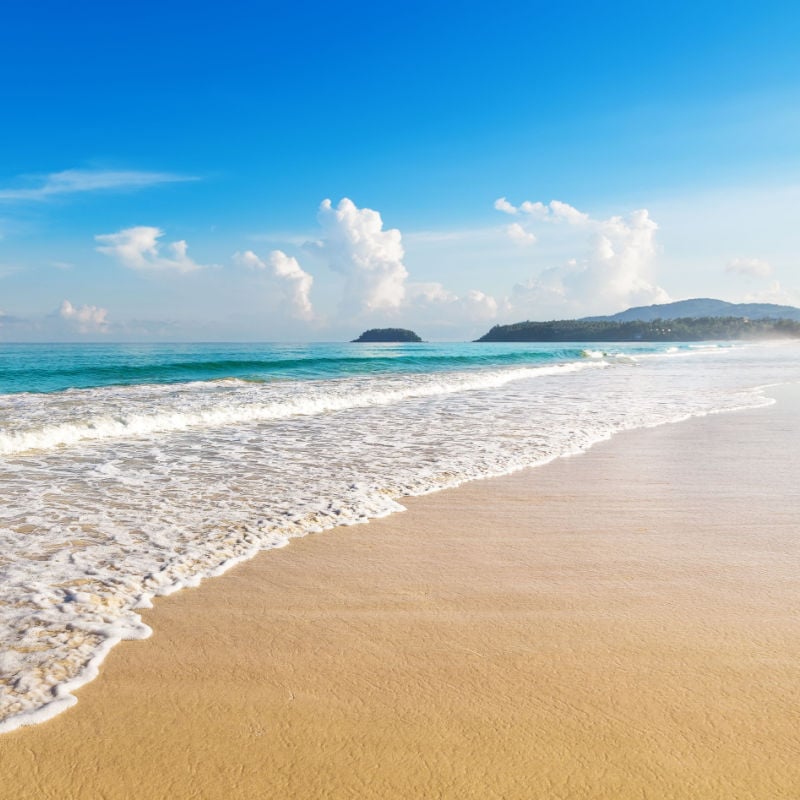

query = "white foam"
[0, 361, 603, 457]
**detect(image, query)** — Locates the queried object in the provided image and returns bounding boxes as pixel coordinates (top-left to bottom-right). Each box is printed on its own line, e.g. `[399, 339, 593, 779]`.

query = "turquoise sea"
[1, 339, 798, 732]
[2, 340, 679, 394]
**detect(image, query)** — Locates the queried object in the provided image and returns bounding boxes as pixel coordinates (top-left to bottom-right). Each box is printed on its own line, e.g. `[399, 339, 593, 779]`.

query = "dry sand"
[2, 385, 799, 799]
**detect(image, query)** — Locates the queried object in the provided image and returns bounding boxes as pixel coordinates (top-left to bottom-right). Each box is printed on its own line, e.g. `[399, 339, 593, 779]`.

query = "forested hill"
[476, 317, 800, 343]
[585, 298, 800, 323]
[352, 328, 423, 342]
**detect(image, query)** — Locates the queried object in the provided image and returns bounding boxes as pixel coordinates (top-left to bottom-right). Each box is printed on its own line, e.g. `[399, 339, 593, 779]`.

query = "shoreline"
[2, 384, 799, 798]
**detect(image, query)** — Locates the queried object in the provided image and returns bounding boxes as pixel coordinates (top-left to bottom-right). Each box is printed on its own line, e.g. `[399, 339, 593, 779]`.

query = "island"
[352, 328, 423, 343]
[475, 316, 800, 342]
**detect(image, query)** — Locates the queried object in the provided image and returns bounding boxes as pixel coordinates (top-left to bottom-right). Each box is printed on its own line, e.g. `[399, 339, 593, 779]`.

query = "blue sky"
[1, 0, 799, 340]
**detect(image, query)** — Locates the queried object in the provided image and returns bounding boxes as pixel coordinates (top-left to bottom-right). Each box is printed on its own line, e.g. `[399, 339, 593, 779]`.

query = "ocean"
[1, 339, 798, 733]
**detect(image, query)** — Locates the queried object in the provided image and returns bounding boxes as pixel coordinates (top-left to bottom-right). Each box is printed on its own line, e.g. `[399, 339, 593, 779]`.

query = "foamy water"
[1, 340, 798, 732]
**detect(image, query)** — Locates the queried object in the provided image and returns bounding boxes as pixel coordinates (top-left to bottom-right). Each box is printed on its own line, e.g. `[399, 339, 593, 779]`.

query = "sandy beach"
[2, 384, 799, 799]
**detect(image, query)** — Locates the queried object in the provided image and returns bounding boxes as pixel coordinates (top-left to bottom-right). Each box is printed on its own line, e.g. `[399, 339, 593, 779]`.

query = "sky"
[1, 0, 799, 341]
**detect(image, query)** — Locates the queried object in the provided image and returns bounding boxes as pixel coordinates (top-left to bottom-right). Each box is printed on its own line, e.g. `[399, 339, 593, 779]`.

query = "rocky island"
[352, 328, 423, 343]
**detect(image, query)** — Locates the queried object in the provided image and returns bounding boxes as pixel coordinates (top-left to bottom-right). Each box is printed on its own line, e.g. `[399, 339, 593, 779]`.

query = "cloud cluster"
[234, 249, 314, 320]
[496, 197, 669, 316]
[96, 226, 203, 273]
[307, 198, 500, 330]
[0, 169, 194, 202]
[506, 222, 536, 244]
[495, 197, 590, 225]
[408, 282, 500, 323]
[58, 300, 109, 332]
[314, 198, 408, 313]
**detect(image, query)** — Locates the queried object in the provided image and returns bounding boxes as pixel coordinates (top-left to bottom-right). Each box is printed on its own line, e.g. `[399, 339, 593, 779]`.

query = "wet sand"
[2, 385, 799, 799]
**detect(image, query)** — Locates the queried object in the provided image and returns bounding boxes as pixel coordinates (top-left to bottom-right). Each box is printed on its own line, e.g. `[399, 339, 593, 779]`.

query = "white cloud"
[234, 249, 314, 320]
[499, 198, 669, 317]
[234, 250, 264, 271]
[508, 198, 590, 224]
[726, 257, 773, 278]
[497, 199, 592, 248]
[408, 282, 500, 323]
[59, 300, 109, 332]
[313, 198, 409, 313]
[549, 200, 590, 225]
[506, 222, 536, 244]
[96, 226, 203, 273]
[307, 199, 500, 331]
[0, 169, 195, 202]
[459, 289, 499, 320]
[519, 200, 549, 218]
[408, 281, 456, 304]
[494, 197, 518, 215]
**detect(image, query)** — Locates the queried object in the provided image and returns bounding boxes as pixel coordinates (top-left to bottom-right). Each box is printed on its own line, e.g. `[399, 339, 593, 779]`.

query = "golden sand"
[2, 387, 799, 799]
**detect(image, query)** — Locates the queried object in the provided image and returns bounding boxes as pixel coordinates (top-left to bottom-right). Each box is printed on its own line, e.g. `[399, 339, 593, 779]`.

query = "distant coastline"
[476, 316, 800, 342]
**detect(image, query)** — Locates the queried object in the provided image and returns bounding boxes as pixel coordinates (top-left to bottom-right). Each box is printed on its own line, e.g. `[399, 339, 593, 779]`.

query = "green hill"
[352, 328, 423, 343]
[476, 316, 800, 342]
[585, 298, 800, 323]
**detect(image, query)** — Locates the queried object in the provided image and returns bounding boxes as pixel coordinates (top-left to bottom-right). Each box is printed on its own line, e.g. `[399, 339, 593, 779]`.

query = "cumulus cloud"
[313, 198, 408, 313]
[498, 198, 590, 226]
[498, 199, 590, 243]
[307, 198, 500, 331]
[459, 289, 499, 320]
[519, 200, 548, 218]
[494, 197, 517, 215]
[58, 300, 109, 332]
[518, 198, 590, 224]
[95, 226, 203, 273]
[548, 200, 590, 225]
[498, 198, 669, 316]
[0, 169, 195, 202]
[408, 282, 500, 323]
[506, 222, 536, 244]
[234, 249, 314, 320]
[726, 257, 773, 278]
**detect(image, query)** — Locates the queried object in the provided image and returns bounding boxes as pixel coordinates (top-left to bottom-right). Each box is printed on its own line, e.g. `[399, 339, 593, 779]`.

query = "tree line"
[476, 316, 800, 342]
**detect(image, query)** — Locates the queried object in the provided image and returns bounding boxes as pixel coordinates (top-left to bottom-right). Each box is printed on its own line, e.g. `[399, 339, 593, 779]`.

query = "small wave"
[0, 361, 604, 456]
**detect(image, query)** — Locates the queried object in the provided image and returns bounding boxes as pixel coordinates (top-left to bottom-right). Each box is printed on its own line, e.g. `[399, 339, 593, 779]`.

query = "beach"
[2, 383, 798, 799]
